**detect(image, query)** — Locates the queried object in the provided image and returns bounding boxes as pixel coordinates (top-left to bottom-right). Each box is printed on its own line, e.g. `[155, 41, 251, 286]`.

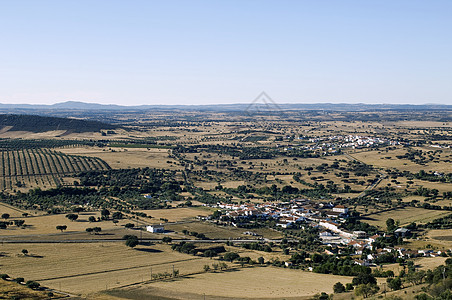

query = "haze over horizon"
[1, 1, 451, 106]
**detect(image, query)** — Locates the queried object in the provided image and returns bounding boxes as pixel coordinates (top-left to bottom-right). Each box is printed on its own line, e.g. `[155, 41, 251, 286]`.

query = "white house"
[146, 225, 165, 233]
[319, 220, 340, 232]
[332, 205, 349, 214]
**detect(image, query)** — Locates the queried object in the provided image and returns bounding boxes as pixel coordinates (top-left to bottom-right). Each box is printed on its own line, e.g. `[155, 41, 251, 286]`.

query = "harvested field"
[0, 211, 131, 236]
[166, 221, 283, 240]
[137, 207, 213, 223]
[107, 266, 353, 299]
[59, 147, 180, 170]
[0, 280, 54, 299]
[0, 243, 217, 295]
[362, 207, 451, 228]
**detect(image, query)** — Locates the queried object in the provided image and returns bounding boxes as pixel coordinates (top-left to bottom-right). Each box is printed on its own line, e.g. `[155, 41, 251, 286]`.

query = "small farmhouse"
[146, 224, 165, 233]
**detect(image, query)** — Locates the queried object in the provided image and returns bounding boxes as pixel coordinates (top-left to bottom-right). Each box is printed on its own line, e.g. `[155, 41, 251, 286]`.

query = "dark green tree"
[66, 213, 78, 221]
[333, 282, 345, 293]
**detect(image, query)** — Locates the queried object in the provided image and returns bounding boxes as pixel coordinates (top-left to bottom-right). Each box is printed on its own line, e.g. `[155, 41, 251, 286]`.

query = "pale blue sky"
[1, 0, 451, 105]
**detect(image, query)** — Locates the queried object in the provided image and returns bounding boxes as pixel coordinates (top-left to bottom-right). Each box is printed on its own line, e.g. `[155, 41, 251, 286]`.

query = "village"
[211, 198, 445, 267]
[279, 134, 402, 155]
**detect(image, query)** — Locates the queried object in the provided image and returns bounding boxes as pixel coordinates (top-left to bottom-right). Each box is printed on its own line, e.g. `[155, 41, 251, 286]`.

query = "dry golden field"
[380, 256, 448, 276]
[166, 221, 283, 240]
[107, 266, 354, 300]
[0, 202, 37, 218]
[362, 207, 450, 228]
[60, 147, 179, 170]
[352, 147, 452, 174]
[136, 207, 213, 223]
[0, 242, 219, 295]
[0, 211, 131, 236]
[0, 280, 55, 299]
[404, 229, 452, 251]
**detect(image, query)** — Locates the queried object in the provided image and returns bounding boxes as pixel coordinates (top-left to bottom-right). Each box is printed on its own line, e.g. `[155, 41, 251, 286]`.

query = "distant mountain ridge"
[0, 114, 118, 133]
[0, 101, 451, 112]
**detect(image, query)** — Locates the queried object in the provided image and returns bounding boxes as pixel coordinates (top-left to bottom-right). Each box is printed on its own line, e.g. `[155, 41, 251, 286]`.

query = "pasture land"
[0, 280, 54, 299]
[0, 243, 218, 295]
[0, 211, 132, 236]
[380, 256, 448, 276]
[106, 266, 353, 299]
[362, 207, 450, 228]
[404, 229, 452, 251]
[351, 147, 452, 174]
[59, 147, 180, 170]
[166, 221, 283, 240]
[136, 207, 213, 223]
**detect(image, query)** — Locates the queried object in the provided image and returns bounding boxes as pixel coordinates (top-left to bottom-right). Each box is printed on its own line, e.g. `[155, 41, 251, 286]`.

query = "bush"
[0, 274, 9, 280]
[26, 280, 40, 290]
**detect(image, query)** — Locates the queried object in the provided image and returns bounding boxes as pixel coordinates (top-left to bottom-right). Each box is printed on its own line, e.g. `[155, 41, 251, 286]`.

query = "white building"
[332, 205, 349, 214]
[146, 225, 165, 233]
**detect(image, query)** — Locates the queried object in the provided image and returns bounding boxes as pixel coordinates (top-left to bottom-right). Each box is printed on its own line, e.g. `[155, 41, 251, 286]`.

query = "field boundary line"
[35, 257, 203, 282]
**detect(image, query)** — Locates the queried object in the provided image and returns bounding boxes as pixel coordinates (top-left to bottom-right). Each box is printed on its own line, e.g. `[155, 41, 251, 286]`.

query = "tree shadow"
[359, 216, 377, 221]
[135, 248, 162, 253]
[26, 254, 44, 258]
[80, 212, 97, 216]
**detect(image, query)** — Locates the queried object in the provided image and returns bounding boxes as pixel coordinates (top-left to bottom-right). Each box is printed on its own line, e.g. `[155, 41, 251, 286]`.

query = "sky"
[0, 0, 451, 106]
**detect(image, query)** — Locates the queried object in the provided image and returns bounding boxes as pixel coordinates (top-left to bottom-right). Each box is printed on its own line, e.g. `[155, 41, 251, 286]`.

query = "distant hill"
[0, 101, 451, 112]
[0, 114, 118, 133]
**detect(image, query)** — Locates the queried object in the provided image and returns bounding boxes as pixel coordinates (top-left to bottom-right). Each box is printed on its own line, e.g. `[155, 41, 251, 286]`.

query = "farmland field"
[106, 266, 354, 300]
[0, 110, 451, 300]
[0, 148, 110, 190]
[362, 207, 451, 228]
[0, 243, 219, 295]
[0, 280, 53, 299]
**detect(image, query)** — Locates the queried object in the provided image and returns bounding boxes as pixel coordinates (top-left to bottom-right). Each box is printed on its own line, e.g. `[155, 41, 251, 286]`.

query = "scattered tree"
[14, 219, 25, 227]
[223, 252, 240, 262]
[66, 213, 78, 222]
[162, 236, 173, 243]
[203, 264, 211, 272]
[26, 280, 40, 290]
[101, 208, 110, 220]
[333, 282, 345, 293]
[56, 225, 67, 232]
[125, 235, 139, 249]
[355, 283, 379, 298]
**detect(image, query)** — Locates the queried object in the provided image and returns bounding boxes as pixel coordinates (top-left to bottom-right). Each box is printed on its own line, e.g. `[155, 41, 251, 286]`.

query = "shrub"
[0, 274, 9, 280]
[26, 280, 40, 290]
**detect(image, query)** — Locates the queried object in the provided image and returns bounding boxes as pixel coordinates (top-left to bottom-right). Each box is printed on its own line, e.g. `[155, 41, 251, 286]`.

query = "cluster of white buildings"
[213, 199, 448, 264]
[216, 199, 350, 229]
[283, 135, 401, 154]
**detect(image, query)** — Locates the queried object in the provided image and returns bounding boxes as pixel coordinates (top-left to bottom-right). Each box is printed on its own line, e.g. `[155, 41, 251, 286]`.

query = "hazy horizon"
[1, 1, 451, 106]
[1, 99, 450, 107]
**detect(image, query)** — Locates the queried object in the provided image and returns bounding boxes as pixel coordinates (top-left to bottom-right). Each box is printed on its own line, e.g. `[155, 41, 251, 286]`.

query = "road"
[1, 238, 287, 244]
